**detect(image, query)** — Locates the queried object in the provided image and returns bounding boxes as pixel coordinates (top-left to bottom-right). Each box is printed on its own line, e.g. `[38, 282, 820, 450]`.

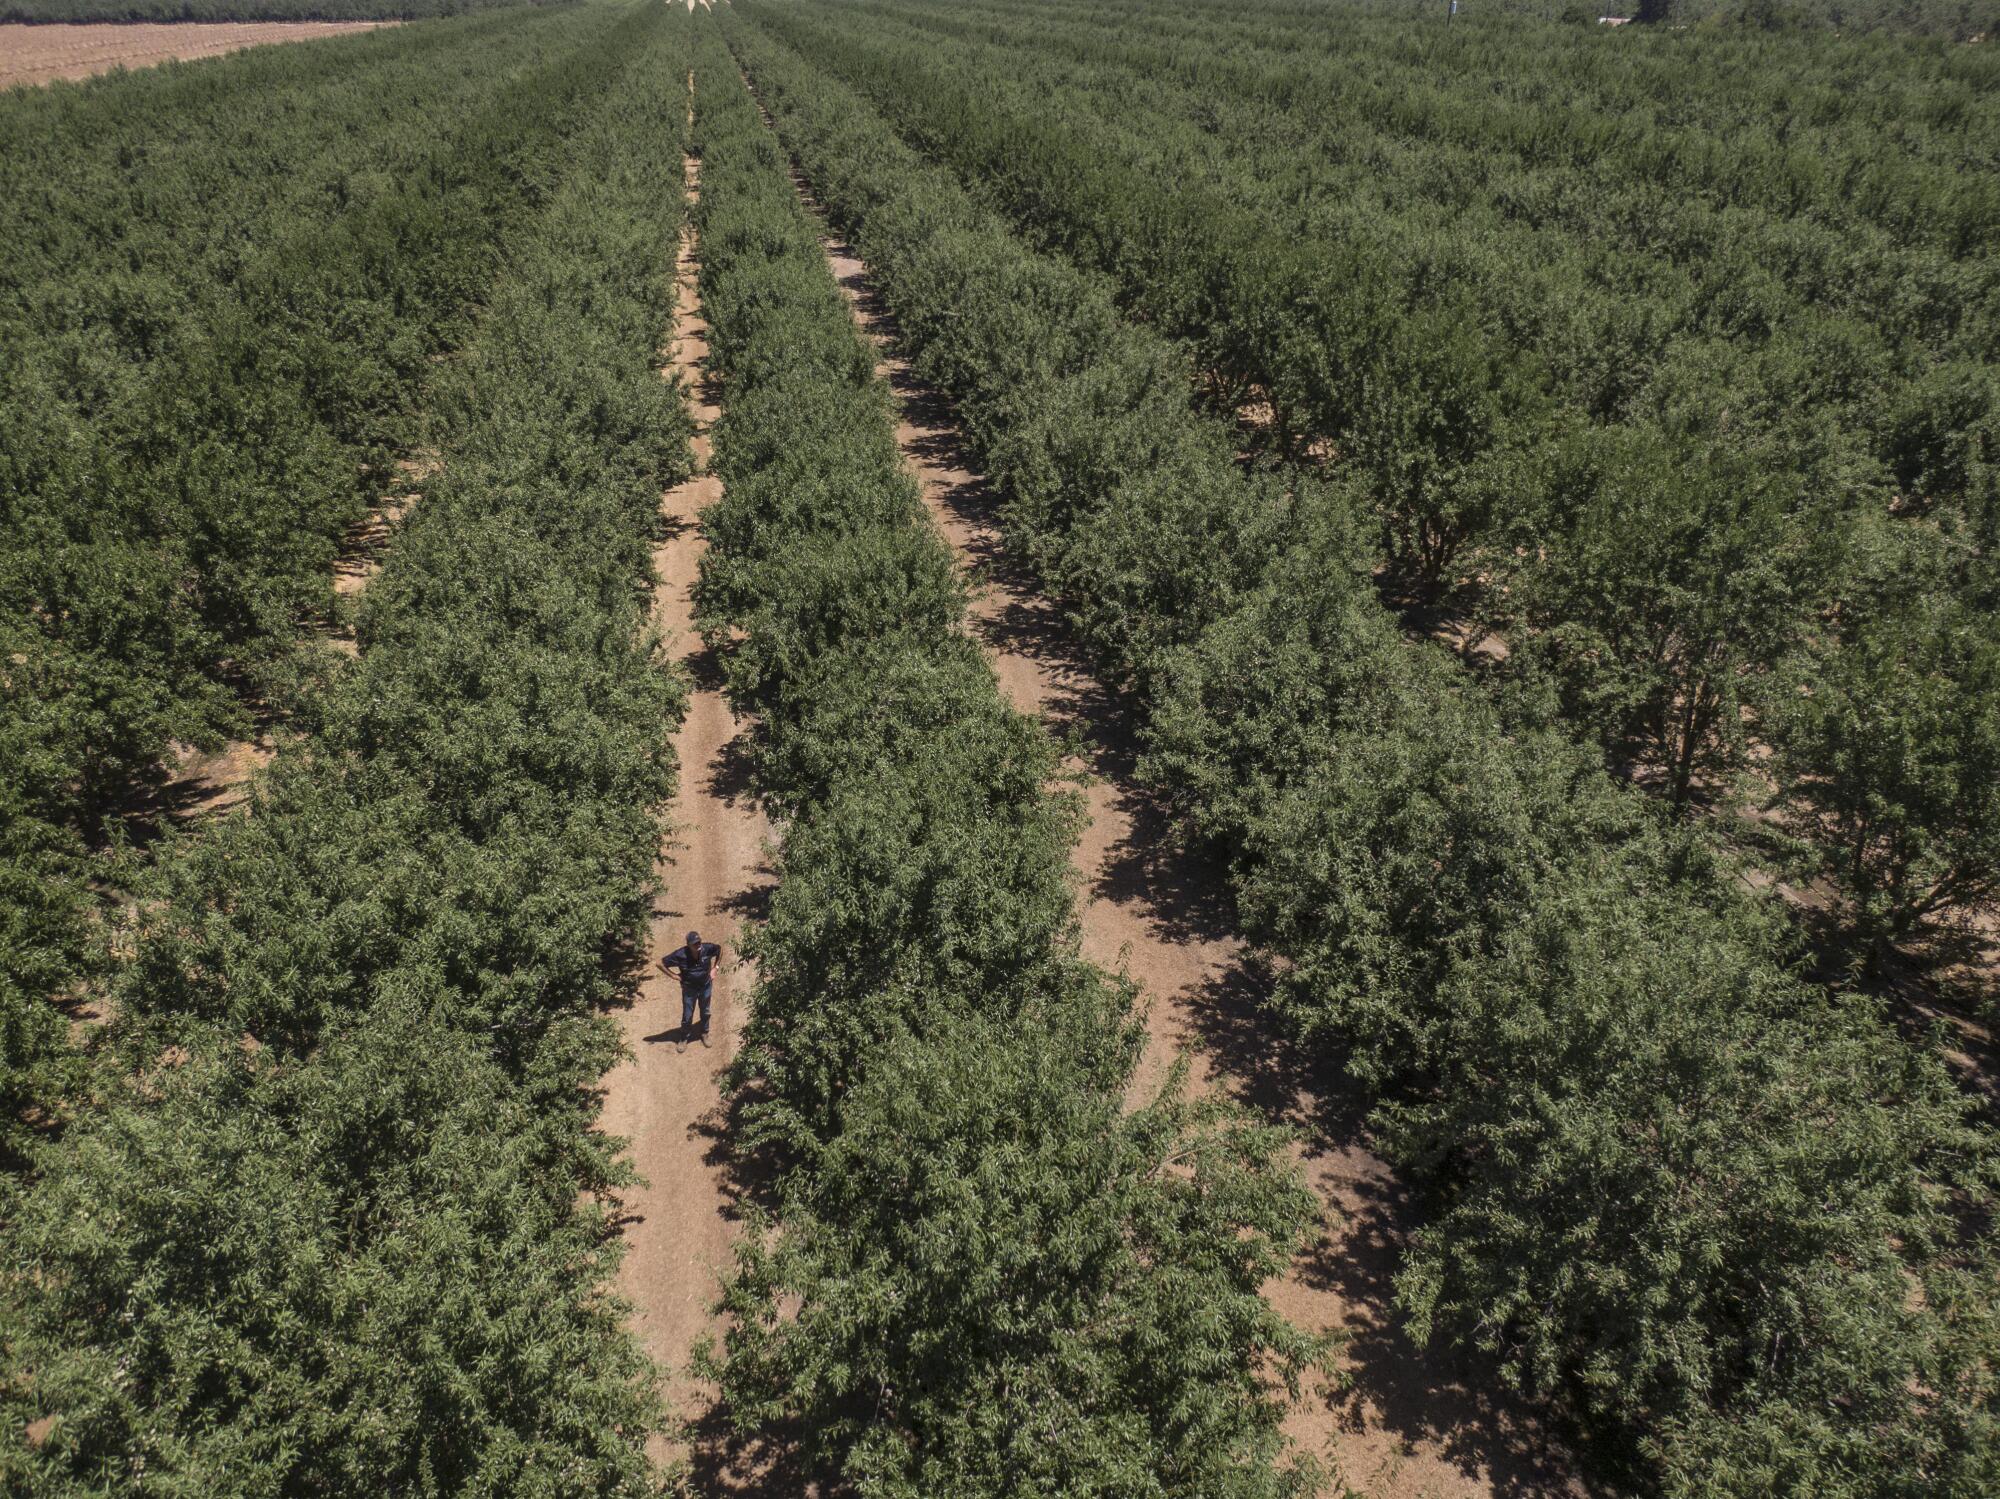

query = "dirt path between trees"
[596, 146, 772, 1472]
[144, 454, 432, 832]
[781, 139, 1598, 1499]
[0, 21, 392, 90]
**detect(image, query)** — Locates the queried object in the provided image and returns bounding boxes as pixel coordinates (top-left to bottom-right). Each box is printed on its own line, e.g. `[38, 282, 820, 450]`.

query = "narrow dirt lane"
[794, 177, 1596, 1499]
[597, 147, 771, 1466]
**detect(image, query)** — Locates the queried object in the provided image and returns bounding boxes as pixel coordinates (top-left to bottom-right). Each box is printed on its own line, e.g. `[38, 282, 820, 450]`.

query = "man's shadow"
[642, 1020, 711, 1047]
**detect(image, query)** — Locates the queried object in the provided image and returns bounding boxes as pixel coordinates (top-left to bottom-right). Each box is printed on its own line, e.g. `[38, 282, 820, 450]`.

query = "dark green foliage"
[2, 10, 695, 1488]
[723, 11, 1999, 1491]
[1766, 523, 2000, 954]
[1669, 0, 2000, 37]
[1350, 305, 1553, 587]
[681, 27, 1323, 1492]
[755, 0, 2000, 957]
[1505, 427, 1844, 807]
[0, 813, 89, 1168]
[11, 1008, 650, 1495]
[716, 1018, 1319, 1499]
[1397, 891, 1994, 1493]
[0, 1, 629, 1130]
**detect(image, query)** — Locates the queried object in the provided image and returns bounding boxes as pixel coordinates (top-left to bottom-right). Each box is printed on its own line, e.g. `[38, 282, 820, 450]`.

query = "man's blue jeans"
[681, 981, 713, 1033]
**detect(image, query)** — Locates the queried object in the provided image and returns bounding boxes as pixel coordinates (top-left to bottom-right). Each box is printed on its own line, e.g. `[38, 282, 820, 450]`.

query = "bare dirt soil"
[333, 456, 431, 602]
[156, 733, 274, 823]
[0, 21, 389, 90]
[596, 148, 774, 1474]
[800, 174, 1598, 1499]
[328, 453, 433, 658]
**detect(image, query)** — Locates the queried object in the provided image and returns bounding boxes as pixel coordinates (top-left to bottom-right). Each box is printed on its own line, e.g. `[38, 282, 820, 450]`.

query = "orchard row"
[752, 0, 2000, 954]
[724, 7, 1998, 1492]
[6, 11, 692, 1487]
[682, 27, 1323, 1491]
[2, 3, 638, 1118]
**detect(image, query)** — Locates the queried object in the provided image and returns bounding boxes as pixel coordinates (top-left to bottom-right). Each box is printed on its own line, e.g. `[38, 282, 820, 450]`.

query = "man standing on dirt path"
[662, 929, 722, 1051]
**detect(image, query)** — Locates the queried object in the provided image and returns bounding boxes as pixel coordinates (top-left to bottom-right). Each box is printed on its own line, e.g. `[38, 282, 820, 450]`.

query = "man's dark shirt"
[664, 942, 721, 991]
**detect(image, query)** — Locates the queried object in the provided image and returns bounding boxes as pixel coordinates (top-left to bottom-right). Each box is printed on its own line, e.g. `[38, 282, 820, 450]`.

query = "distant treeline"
[1188, 0, 1999, 41]
[1636, 0, 1994, 39]
[0, 0, 548, 22]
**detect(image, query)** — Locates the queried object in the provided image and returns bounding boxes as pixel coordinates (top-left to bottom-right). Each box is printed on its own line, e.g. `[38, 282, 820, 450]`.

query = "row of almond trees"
[750, 0, 2000, 967]
[723, 9, 1999, 1493]
[2, 9, 694, 1488]
[0, 3, 626, 1131]
[677, 23, 1335, 1494]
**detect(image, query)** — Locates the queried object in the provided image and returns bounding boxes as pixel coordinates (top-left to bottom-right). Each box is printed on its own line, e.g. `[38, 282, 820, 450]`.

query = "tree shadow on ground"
[703, 721, 763, 808]
[692, 1069, 787, 1228]
[331, 489, 417, 593]
[1849, 923, 2000, 1121]
[683, 636, 733, 695]
[105, 698, 284, 855]
[1180, 960, 1616, 1498]
[686, 1404, 819, 1498]
[805, 203, 1615, 1498]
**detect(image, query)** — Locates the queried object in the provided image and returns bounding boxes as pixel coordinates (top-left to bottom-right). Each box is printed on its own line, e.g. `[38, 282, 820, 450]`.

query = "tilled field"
[0, 20, 390, 88]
